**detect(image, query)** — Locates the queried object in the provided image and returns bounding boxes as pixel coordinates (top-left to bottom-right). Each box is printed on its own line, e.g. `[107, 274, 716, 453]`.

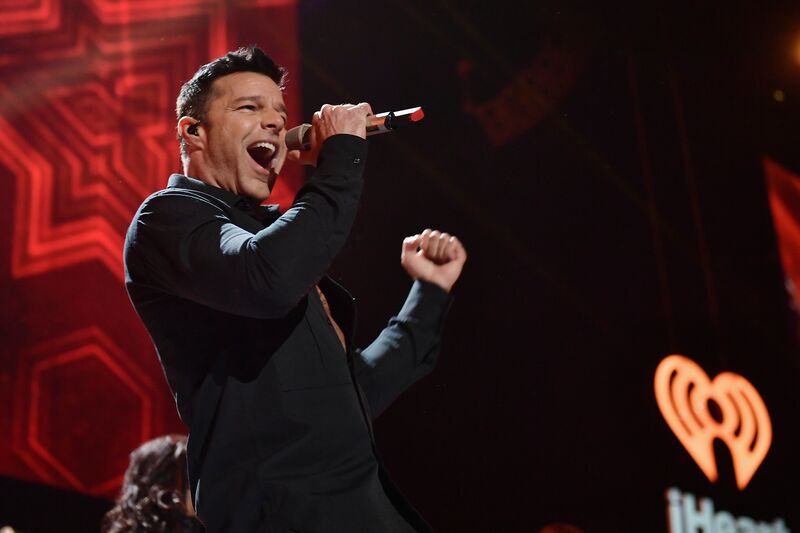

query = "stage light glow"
[773, 89, 785, 102]
[795, 36, 800, 65]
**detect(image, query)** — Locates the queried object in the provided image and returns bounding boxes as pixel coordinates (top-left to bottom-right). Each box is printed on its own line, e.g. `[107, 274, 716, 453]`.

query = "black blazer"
[124, 136, 451, 532]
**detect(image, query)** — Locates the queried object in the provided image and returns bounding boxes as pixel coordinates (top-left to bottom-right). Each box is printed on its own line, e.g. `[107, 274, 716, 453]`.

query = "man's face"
[199, 71, 288, 201]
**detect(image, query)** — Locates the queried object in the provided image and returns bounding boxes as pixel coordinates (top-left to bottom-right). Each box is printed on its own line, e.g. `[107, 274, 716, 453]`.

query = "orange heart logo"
[654, 354, 772, 490]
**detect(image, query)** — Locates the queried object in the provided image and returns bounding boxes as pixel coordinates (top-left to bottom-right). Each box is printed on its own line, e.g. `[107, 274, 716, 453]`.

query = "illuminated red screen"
[0, 0, 301, 498]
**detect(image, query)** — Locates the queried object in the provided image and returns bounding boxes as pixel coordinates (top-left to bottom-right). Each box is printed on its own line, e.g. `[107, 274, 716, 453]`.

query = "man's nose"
[261, 111, 284, 132]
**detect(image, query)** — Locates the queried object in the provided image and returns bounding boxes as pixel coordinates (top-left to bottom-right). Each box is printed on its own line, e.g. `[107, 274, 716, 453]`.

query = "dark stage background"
[2, 1, 800, 531]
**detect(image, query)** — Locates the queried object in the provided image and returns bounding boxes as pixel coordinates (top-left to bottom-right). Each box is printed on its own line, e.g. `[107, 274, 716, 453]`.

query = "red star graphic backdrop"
[0, 0, 301, 499]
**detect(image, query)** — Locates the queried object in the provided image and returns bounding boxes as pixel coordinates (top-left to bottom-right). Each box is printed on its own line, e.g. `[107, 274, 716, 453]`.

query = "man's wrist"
[314, 135, 368, 176]
[397, 279, 452, 325]
[415, 275, 453, 294]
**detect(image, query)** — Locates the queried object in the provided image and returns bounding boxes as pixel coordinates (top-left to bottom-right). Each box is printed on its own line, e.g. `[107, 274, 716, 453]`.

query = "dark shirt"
[123, 135, 450, 532]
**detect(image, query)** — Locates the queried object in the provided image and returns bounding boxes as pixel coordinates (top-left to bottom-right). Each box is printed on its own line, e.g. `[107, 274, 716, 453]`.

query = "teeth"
[252, 141, 276, 155]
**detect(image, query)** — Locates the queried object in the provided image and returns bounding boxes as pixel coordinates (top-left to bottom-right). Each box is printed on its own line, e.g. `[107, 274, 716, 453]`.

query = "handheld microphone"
[285, 106, 425, 151]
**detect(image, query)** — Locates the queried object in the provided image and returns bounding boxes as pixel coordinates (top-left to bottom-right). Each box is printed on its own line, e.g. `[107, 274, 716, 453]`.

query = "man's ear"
[178, 116, 204, 148]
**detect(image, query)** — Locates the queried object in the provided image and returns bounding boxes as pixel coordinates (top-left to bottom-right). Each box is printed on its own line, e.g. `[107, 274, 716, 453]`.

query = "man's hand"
[287, 102, 373, 166]
[400, 229, 467, 293]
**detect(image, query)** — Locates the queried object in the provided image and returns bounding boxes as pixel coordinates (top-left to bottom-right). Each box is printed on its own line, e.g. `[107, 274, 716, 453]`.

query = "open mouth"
[246, 141, 277, 171]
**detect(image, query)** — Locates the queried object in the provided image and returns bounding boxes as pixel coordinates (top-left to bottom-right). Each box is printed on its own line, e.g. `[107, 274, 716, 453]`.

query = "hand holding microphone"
[286, 104, 425, 166]
[286, 102, 373, 166]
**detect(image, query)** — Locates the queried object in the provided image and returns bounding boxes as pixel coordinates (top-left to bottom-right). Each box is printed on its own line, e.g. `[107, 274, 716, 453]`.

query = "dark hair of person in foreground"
[101, 434, 204, 532]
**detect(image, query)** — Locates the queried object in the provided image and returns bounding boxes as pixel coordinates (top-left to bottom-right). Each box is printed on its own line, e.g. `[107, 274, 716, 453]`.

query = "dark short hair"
[176, 45, 287, 160]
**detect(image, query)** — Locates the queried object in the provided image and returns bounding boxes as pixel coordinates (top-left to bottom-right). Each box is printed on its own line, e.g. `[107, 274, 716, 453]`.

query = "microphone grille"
[285, 123, 311, 151]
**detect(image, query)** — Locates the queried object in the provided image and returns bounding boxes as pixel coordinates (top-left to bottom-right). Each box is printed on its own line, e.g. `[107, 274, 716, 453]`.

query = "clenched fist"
[401, 229, 467, 293]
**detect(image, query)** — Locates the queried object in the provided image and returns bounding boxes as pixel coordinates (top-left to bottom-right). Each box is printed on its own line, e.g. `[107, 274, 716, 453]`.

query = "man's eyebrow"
[232, 95, 263, 104]
[231, 96, 288, 115]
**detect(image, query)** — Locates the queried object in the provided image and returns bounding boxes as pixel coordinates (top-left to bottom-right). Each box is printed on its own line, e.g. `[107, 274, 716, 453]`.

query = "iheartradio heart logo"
[654, 355, 772, 490]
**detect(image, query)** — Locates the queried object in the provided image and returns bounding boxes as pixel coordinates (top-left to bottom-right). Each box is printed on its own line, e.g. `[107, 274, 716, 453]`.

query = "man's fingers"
[312, 102, 373, 140]
[408, 230, 466, 261]
[425, 230, 442, 258]
[401, 229, 467, 293]
[408, 229, 464, 265]
[318, 103, 371, 120]
[353, 102, 373, 117]
[419, 228, 432, 253]
[436, 232, 452, 260]
[453, 237, 463, 260]
[442, 235, 462, 261]
[287, 149, 318, 166]
[402, 234, 421, 254]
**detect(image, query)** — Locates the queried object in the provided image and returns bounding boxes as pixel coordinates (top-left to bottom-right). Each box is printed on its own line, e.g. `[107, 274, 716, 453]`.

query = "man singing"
[124, 45, 466, 532]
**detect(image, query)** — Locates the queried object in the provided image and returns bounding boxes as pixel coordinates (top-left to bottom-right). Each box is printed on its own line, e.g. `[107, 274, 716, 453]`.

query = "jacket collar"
[167, 174, 281, 225]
